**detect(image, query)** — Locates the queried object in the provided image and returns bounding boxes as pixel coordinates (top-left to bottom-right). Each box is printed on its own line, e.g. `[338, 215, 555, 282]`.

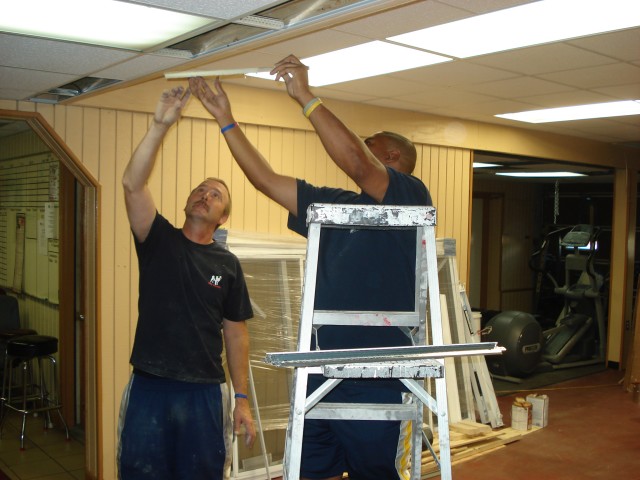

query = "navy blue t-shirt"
[288, 167, 433, 351]
[130, 213, 253, 383]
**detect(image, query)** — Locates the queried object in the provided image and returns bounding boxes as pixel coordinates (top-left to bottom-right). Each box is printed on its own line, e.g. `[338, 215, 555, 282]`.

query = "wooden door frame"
[0, 109, 101, 478]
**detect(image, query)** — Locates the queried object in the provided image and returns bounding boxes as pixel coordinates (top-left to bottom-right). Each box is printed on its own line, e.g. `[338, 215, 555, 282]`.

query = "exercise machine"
[484, 224, 607, 380]
[538, 224, 606, 368]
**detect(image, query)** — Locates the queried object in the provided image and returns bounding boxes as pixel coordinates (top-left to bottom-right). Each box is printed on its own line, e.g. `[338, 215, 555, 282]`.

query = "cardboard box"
[526, 393, 549, 427]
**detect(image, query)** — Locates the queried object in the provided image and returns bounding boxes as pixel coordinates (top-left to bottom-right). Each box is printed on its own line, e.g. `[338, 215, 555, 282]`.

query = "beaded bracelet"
[221, 122, 238, 134]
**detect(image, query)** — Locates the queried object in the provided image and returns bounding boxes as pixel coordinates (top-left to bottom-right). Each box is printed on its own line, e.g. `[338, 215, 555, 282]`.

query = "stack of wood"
[421, 420, 525, 477]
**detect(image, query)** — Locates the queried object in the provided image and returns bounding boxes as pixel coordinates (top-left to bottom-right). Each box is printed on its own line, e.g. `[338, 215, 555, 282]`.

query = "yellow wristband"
[303, 97, 323, 118]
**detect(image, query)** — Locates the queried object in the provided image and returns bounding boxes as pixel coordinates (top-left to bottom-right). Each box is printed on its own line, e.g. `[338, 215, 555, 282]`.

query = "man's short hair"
[379, 131, 417, 173]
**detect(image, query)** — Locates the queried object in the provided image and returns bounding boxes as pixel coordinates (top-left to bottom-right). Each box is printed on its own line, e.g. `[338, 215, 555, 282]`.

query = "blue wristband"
[221, 122, 238, 134]
[234, 393, 248, 399]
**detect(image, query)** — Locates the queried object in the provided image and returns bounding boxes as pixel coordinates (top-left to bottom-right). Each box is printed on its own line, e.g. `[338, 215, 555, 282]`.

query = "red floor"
[435, 367, 639, 479]
[275, 368, 638, 479]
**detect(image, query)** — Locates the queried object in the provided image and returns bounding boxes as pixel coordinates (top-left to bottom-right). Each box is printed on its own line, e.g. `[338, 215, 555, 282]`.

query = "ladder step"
[306, 402, 420, 421]
[313, 311, 422, 327]
[307, 204, 436, 228]
[323, 361, 443, 379]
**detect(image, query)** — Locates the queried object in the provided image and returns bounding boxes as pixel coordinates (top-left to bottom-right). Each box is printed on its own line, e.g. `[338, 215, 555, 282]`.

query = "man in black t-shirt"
[118, 86, 256, 480]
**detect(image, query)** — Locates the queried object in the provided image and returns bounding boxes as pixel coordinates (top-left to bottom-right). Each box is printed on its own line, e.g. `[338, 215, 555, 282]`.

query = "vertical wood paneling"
[175, 119, 193, 224]
[114, 110, 133, 454]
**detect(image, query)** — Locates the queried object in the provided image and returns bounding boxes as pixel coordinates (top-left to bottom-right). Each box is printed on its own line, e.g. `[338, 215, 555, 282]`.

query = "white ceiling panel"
[93, 53, 193, 81]
[438, 0, 537, 15]
[0, 66, 77, 93]
[462, 76, 574, 99]
[390, 61, 520, 87]
[517, 90, 619, 108]
[539, 63, 640, 89]
[469, 43, 618, 76]
[567, 29, 640, 62]
[117, 0, 286, 19]
[0, 33, 136, 74]
[332, 0, 474, 38]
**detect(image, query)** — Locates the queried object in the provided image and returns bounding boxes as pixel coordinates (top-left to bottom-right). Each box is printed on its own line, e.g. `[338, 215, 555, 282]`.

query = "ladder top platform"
[306, 203, 437, 228]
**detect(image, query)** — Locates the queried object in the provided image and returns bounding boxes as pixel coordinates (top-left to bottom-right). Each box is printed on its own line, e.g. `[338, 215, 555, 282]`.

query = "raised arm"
[122, 86, 190, 241]
[271, 55, 390, 202]
[189, 77, 298, 215]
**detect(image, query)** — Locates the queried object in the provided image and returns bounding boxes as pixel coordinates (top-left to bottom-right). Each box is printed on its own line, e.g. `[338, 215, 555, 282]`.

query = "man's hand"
[271, 55, 314, 107]
[233, 399, 256, 448]
[154, 86, 190, 127]
[189, 77, 235, 126]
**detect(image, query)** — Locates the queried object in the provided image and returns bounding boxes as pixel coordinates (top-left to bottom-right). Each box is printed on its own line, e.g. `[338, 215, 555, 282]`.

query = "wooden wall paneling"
[255, 126, 270, 233]
[160, 121, 178, 226]
[267, 127, 285, 235]
[53, 104, 66, 141]
[242, 124, 259, 232]
[82, 109, 101, 178]
[279, 128, 296, 236]
[175, 118, 193, 227]
[225, 124, 244, 232]
[64, 106, 84, 161]
[190, 118, 207, 189]
[96, 108, 117, 480]
[114, 110, 134, 438]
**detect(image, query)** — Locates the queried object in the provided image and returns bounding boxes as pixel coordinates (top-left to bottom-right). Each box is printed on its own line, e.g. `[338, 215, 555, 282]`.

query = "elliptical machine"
[484, 224, 606, 380]
[538, 224, 606, 368]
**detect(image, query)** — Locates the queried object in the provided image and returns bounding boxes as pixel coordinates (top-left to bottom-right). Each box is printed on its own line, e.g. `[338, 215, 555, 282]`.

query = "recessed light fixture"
[496, 172, 586, 178]
[496, 100, 640, 123]
[387, 0, 640, 58]
[248, 41, 451, 86]
[1, 0, 214, 50]
[473, 162, 501, 168]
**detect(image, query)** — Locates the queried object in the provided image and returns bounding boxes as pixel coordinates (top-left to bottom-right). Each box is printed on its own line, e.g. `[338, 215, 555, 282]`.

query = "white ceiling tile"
[0, 66, 77, 98]
[117, 0, 285, 20]
[592, 83, 640, 99]
[470, 43, 617, 76]
[0, 33, 136, 75]
[92, 54, 192, 81]
[539, 63, 640, 89]
[516, 90, 619, 108]
[462, 76, 574, 99]
[437, 0, 537, 14]
[255, 29, 373, 60]
[394, 86, 500, 108]
[389, 61, 520, 87]
[310, 75, 425, 98]
[333, 0, 474, 38]
[568, 28, 640, 62]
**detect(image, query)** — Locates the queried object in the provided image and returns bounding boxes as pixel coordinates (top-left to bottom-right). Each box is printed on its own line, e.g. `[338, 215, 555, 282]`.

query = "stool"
[0, 335, 69, 449]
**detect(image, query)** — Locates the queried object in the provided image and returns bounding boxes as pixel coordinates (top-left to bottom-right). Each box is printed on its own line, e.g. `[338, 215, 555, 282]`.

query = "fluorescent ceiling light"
[0, 0, 214, 50]
[387, 0, 640, 58]
[473, 162, 501, 168]
[496, 100, 640, 123]
[249, 41, 451, 86]
[496, 172, 586, 178]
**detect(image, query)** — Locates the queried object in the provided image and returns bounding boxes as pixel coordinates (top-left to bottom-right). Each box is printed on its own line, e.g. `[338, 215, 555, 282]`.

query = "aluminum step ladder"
[265, 204, 502, 480]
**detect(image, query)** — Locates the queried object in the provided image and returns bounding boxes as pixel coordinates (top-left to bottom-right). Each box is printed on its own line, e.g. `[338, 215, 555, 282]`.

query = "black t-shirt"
[130, 213, 253, 383]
